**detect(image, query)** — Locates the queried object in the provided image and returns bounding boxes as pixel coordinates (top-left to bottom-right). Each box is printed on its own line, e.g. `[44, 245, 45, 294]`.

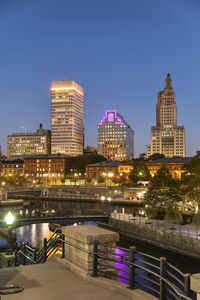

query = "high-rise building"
[98, 110, 134, 160]
[51, 80, 84, 156]
[146, 74, 185, 158]
[7, 124, 51, 157]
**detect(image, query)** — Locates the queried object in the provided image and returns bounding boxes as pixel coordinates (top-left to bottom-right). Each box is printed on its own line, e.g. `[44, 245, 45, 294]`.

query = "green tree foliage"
[97, 175, 105, 185]
[66, 154, 106, 174]
[0, 174, 27, 186]
[164, 204, 183, 224]
[181, 156, 200, 208]
[144, 166, 181, 208]
[129, 160, 151, 183]
[145, 206, 166, 219]
[192, 212, 200, 229]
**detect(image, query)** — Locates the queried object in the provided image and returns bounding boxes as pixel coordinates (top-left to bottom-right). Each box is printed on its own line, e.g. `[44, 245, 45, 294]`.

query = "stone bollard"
[62, 225, 119, 276]
[191, 273, 200, 299]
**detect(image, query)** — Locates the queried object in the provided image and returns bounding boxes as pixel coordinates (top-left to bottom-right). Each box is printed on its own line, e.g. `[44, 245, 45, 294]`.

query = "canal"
[0, 222, 199, 275]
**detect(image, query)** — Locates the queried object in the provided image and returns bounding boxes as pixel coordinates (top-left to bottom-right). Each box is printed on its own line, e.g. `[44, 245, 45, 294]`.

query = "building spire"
[165, 73, 172, 89]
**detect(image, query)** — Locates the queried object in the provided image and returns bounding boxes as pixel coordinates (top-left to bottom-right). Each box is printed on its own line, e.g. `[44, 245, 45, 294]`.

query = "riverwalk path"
[111, 213, 200, 239]
[0, 258, 131, 300]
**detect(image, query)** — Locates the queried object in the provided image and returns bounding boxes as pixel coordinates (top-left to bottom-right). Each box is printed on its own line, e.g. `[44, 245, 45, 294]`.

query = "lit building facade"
[7, 124, 51, 157]
[146, 74, 185, 157]
[51, 80, 84, 156]
[24, 154, 69, 179]
[86, 160, 133, 180]
[98, 110, 134, 160]
[145, 157, 192, 179]
[1, 159, 24, 176]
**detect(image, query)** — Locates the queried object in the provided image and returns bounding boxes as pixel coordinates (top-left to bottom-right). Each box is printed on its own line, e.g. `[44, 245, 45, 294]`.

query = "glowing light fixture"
[5, 212, 15, 225]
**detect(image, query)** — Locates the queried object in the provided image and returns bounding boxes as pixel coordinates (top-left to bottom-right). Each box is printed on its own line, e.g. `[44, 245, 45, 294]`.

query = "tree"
[192, 212, 200, 229]
[144, 166, 181, 209]
[112, 176, 120, 186]
[86, 178, 92, 186]
[181, 155, 200, 226]
[66, 153, 106, 174]
[129, 160, 151, 183]
[181, 156, 200, 211]
[97, 175, 105, 185]
[164, 204, 183, 224]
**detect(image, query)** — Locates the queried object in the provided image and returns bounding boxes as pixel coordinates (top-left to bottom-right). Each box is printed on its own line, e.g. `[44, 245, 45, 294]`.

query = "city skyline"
[1, 0, 200, 157]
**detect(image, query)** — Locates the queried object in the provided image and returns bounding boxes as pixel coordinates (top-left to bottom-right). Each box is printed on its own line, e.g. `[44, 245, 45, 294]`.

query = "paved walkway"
[0, 260, 130, 300]
[112, 213, 200, 239]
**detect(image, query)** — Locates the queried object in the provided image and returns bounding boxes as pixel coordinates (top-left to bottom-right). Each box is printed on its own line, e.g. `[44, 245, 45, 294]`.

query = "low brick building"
[24, 154, 70, 179]
[86, 160, 133, 180]
[1, 158, 24, 176]
[145, 157, 192, 178]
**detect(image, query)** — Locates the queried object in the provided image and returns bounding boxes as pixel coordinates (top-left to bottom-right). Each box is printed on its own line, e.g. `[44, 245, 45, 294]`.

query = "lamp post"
[5, 211, 15, 254]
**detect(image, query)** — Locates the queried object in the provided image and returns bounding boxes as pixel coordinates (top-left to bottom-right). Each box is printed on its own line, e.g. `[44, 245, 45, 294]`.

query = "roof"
[2, 159, 24, 164]
[147, 157, 192, 164]
[86, 160, 133, 167]
[10, 154, 70, 160]
[8, 131, 50, 137]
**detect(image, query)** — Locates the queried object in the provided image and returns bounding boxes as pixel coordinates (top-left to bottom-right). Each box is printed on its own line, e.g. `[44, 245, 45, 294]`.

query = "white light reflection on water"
[16, 223, 52, 249]
[0, 221, 97, 250]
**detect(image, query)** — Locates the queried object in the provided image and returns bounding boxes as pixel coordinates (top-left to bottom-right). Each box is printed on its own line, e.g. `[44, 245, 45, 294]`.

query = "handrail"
[167, 262, 185, 277]
[18, 250, 36, 264]
[14, 229, 192, 300]
[96, 252, 192, 300]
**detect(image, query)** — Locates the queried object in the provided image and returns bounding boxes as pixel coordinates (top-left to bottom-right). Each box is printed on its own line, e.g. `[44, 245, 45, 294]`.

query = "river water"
[0, 222, 199, 275]
[0, 222, 199, 299]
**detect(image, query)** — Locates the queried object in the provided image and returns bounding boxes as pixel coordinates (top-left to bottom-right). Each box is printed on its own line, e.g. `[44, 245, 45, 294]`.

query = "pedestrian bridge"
[0, 214, 109, 243]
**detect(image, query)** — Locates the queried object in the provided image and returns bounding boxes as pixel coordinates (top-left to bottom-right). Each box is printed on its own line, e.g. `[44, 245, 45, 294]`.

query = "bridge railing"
[13, 229, 193, 300]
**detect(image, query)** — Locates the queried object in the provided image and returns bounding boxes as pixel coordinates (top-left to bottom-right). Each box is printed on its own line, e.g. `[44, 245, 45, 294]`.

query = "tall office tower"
[7, 124, 51, 157]
[146, 74, 185, 158]
[98, 110, 134, 161]
[51, 80, 84, 156]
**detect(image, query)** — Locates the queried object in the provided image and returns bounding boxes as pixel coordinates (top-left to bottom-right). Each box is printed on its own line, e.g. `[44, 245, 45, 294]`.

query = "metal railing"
[112, 213, 200, 240]
[14, 228, 64, 266]
[92, 241, 192, 300]
[13, 228, 193, 300]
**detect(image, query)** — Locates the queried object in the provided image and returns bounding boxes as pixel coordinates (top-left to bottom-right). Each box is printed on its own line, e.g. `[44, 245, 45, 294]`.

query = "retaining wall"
[109, 218, 200, 259]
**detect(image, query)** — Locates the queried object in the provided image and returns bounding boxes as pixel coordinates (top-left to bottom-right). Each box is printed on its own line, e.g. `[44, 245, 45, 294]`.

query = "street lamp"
[5, 211, 15, 254]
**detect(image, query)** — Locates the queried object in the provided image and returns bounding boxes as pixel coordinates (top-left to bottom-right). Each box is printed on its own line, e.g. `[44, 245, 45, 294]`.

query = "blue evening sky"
[0, 0, 200, 157]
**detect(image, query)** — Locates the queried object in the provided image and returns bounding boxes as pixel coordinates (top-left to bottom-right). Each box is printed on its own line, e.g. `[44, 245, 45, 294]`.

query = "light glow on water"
[16, 223, 52, 248]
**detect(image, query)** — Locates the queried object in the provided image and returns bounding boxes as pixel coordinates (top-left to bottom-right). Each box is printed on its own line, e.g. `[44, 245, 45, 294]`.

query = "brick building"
[24, 154, 70, 179]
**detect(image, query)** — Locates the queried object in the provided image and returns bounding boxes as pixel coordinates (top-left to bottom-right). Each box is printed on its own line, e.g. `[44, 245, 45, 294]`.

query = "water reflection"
[115, 247, 159, 298]
[16, 223, 52, 248]
[0, 221, 97, 250]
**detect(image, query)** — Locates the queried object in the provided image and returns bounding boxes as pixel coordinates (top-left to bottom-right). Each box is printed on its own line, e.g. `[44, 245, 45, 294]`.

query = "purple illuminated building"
[98, 110, 134, 161]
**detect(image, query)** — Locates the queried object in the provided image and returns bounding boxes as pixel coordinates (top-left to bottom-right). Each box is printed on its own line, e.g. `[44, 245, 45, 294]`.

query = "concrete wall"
[109, 218, 200, 259]
[62, 225, 119, 274]
[191, 274, 200, 300]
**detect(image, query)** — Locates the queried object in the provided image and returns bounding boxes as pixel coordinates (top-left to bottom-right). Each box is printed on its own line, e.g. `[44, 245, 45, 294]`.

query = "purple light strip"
[98, 110, 124, 126]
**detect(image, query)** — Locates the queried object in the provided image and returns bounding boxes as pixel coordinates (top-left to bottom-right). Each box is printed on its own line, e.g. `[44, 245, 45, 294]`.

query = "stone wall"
[62, 225, 119, 274]
[109, 218, 200, 259]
